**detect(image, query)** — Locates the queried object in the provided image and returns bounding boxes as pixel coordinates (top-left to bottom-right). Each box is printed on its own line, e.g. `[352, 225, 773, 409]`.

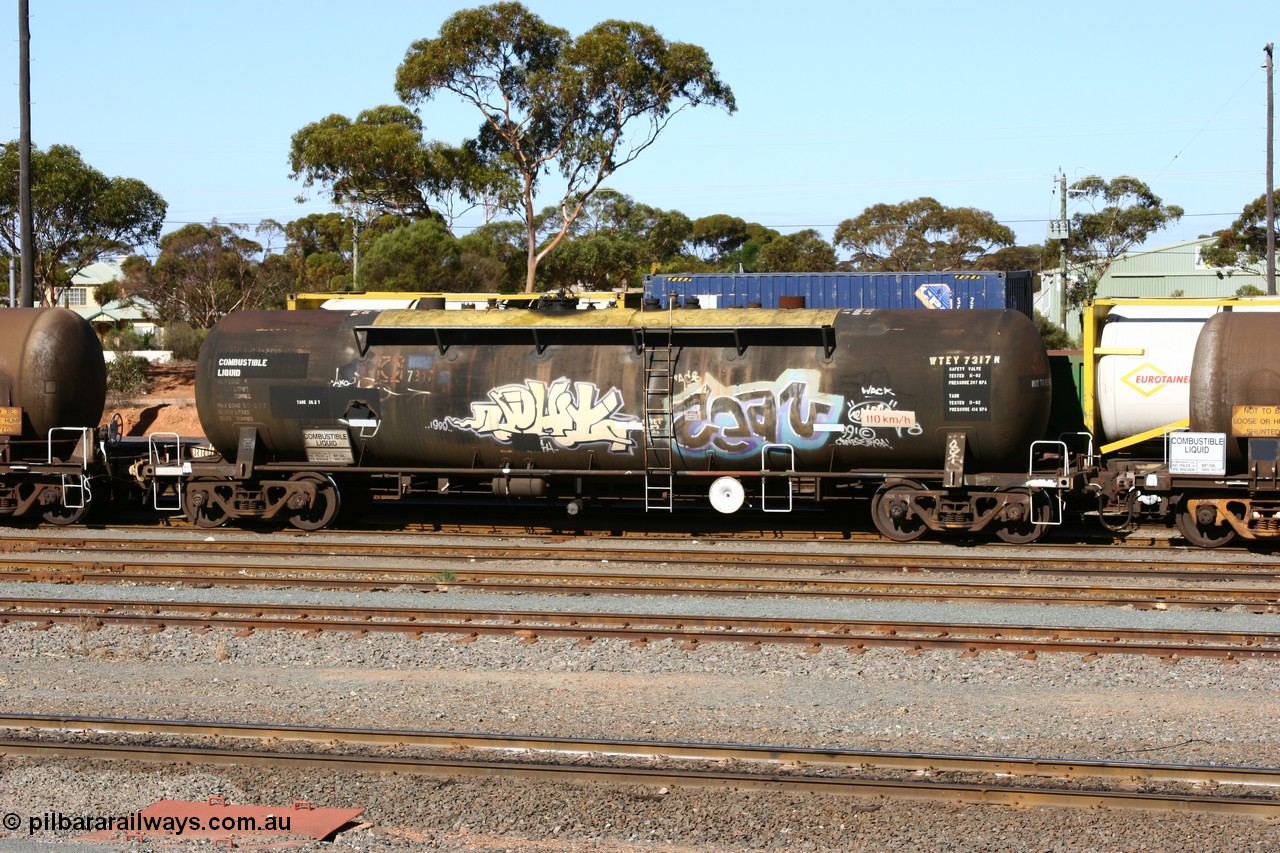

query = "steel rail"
[4, 551, 1276, 615]
[0, 737, 1275, 817]
[2, 533, 1274, 579]
[2, 714, 1277, 789]
[0, 596, 1275, 658]
[2, 558, 1278, 612]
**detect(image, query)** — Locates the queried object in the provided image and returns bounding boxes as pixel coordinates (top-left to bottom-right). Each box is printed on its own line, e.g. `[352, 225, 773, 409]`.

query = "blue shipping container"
[643, 271, 1033, 318]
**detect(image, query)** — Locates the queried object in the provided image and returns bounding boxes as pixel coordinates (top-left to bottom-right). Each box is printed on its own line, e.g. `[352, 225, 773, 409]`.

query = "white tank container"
[1096, 305, 1214, 443]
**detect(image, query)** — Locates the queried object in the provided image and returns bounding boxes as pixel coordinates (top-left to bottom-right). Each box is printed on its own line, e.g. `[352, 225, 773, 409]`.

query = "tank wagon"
[0, 308, 108, 523]
[1165, 312, 1280, 547]
[168, 305, 1062, 540]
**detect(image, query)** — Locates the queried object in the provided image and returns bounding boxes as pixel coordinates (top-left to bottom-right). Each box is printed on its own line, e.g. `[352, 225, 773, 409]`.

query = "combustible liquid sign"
[1167, 432, 1226, 475]
[1231, 405, 1280, 437]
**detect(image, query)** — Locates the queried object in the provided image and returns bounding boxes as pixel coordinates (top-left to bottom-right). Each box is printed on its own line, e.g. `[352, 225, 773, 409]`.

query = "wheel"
[1176, 499, 1235, 548]
[185, 480, 229, 529]
[994, 488, 1050, 545]
[42, 500, 90, 526]
[871, 480, 929, 542]
[189, 503, 228, 529]
[286, 473, 340, 531]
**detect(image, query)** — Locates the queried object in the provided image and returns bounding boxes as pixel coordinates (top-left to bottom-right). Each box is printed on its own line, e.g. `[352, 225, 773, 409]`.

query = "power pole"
[1059, 172, 1068, 321]
[1266, 42, 1275, 296]
[18, 0, 35, 307]
[1048, 171, 1070, 325]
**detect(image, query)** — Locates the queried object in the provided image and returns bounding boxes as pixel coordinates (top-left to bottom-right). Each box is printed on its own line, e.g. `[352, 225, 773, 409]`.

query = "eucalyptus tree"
[755, 229, 838, 272]
[0, 142, 166, 306]
[1059, 175, 1183, 307]
[394, 2, 736, 292]
[1201, 190, 1280, 276]
[834, 197, 1015, 272]
[358, 219, 467, 292]
[289, 105, 507, 232]
[122, 222, 268, 328]
[536, 189, 694, 287]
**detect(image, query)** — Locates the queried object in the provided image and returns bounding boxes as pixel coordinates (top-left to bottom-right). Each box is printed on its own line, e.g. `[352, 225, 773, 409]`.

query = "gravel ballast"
[0, 531, 1277, 851]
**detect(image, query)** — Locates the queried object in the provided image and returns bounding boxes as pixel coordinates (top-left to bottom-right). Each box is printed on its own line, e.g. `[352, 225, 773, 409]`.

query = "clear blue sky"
[3, 0, 1275, 255]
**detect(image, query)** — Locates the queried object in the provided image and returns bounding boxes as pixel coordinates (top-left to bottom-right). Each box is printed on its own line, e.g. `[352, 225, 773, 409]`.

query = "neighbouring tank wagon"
[1159, 311, 1280, 547]
[0, 307, 106, 442]
[0, 308, 107, 523]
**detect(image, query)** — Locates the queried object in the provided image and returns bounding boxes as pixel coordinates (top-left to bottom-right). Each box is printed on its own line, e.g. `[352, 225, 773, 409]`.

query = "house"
[59, 258, 122, 311]
[80, 297, 160, 339]
[54, 258, 160, 339]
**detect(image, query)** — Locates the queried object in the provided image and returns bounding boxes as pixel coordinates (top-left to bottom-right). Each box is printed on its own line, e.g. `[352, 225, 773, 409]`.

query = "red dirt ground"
[105, 361, 203, 437]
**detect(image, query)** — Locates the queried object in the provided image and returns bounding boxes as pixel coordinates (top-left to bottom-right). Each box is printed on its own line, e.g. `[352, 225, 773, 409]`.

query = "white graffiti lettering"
[835, 426, 893, 449]
[448, 377, 639, 452]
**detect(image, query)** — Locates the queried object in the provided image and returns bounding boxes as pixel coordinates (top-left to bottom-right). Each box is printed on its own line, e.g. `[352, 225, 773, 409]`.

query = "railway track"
[1, 531, 1277, 611]
[4, 530, 1274, 578]
[4, 562, 1278, 611]
[2, 714, 1277, 817]
[1, 595, 1275, 659]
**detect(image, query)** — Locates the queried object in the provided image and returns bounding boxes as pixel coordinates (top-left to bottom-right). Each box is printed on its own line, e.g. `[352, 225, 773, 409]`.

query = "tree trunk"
[524, 218, 538, 293]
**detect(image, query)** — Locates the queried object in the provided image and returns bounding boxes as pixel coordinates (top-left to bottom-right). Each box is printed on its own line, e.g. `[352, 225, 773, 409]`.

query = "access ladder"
[642, 322, 675, 511]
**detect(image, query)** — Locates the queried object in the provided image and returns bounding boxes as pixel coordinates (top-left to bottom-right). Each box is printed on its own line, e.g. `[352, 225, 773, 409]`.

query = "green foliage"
[162, 323, 206, 361]
[1034, 312, 1075, 350]
[683, 215, 780, 272]
[833, 197, 1015, 271]
[0, 142, 166, 307]
[359, 219, 465, 291]
[689, 214, 750, 261]
[1235, 283, 1265, 298]
[106, 354, 150, 398]
[540, 231, 650, 290]
[755, 229, 838, 272]
[533, 189, 695, 288]
[101, 327, 146, 352]
[124, 222, 270, 328]
[93, 281, 120, 307]
[460, 221, 528, 291]
[1201, 191, 1280, 272]
[289, 106, 509, 227]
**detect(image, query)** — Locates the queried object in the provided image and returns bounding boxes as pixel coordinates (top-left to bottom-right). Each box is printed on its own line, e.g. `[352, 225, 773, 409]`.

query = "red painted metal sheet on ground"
[73, 797, 365, 849]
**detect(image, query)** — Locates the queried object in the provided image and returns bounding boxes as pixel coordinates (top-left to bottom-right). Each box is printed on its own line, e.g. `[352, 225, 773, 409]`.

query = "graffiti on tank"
[861, 385, 895, 397]
[448, 377, 639, 452]
[671, 369, 844, 458]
